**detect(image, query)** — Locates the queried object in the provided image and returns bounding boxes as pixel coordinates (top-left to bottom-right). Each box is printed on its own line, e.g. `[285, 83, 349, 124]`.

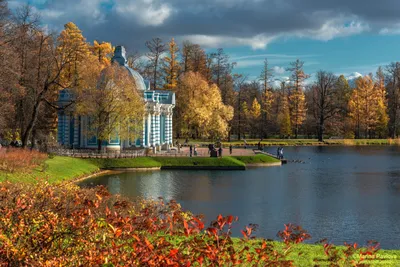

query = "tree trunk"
[318, 116, 324, 142]
[97, 139, 102, 152]
[22, 89, 46, 148]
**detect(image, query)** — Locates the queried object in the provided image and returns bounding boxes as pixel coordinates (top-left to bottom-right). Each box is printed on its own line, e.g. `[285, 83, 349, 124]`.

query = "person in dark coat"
[229, 144, 233, 155]
[218, 147, 223, 157]
[189, 145, 193, 157]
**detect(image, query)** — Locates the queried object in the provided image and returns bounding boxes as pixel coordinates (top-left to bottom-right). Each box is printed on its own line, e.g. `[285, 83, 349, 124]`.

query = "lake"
[79, 146, 400, 249]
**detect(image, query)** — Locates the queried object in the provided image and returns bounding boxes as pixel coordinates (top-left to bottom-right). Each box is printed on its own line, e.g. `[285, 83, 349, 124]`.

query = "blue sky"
[8, 0, 400, 83]
[229, 34, 400, 82]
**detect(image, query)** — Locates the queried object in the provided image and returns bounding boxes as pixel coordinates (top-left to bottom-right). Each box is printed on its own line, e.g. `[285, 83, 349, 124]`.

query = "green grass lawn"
[245, 240, 400, 266]
[233, 154, 281, 164]
[0, 156, 100, 183]
[163, 234, 400, 266]
[154, 156, 246, 168]
[0, 154, 281, 183]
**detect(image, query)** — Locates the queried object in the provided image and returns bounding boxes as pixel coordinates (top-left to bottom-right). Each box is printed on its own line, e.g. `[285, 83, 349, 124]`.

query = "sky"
[8, 0, 400, 84]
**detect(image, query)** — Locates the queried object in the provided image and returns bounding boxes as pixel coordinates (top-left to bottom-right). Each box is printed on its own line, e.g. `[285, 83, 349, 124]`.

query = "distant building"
[56, 46, 175, 150]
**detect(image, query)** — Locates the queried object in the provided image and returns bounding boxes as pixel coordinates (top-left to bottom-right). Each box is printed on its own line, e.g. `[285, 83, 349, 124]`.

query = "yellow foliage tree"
[278, 91, 292, 138]
[91, 40, 113, 67]
[249, 98, 261, 137]
[349, 75, 388, 138]
[175, 72, 233, 139]
[289, 89, 306, 138]
[162, 38, 180, 91]
[56, 22, 92, 88]
[76, 63, 144, 151]
[287, 59, 308, 138]
[250, 98, 261, 119]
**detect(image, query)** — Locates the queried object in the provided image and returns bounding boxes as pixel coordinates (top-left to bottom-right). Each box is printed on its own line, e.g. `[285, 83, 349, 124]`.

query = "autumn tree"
[375, 67, 389, 138]
[90, 40, 113, 66]
[181, 41, 193, 73]
[145, 37, 166, 90]
[349, 76, 387, 138]
[259, 59, 274, 137]
[56, 22, 92, 88]
[174, 72, 233, 139]
[180, 41, 212, 82]
[312, 71, 339, 141]
[162, 38, 180, 91]
[2, 5, 70, 148]
[385, 62, 400, 138]
[333, 75, 353, 137]
[211, 48, 235, 104]
[240, 101, 249, 138]
[76, 63, 144, 151]
[249, 98, 261, 137]
[277, 82, 292, 137]
[286, 59, 308, 138]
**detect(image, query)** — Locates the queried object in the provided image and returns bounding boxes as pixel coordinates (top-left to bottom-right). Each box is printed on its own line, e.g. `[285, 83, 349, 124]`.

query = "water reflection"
[80, 146, 400, 249]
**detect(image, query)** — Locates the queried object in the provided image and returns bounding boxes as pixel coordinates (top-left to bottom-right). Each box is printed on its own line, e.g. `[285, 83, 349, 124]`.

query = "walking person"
[189, 145, 193, 157]
[229, 144, 233, 155]
[279, 147, 284, 159]
[277, 147, 280, 158]
[218, 146, 223, 157]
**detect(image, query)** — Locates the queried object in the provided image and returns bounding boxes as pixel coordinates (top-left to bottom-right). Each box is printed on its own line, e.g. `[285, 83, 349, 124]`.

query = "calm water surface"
[80, 146, 400, 249]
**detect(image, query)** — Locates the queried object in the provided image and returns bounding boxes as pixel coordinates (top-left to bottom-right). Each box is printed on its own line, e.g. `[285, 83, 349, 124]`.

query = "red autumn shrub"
[0, 148, 48, 173]
[0, 181, 379, 266]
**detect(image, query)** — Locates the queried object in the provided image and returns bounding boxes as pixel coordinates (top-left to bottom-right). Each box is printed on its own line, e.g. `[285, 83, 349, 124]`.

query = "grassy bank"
[155, 156, 245, 168]
[235, 239, 400, 266]
[1, 154, 280, 183]
[0, 156, 100, 183]
[165, 236, 400, 266]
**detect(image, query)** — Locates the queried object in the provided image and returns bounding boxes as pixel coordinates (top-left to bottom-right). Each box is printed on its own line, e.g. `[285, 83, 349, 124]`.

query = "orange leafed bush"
[0, 148, 48, 173]
[0, 182, 379, 266]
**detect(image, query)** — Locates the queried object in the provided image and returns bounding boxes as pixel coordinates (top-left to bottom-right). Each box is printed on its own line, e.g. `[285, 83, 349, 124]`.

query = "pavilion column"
[64, 114, 70, 145]
[155, 112, 161, 146]
[164, 112, 170, 144]
[168, 112, 173, 145]
[150, 112, 155, 147]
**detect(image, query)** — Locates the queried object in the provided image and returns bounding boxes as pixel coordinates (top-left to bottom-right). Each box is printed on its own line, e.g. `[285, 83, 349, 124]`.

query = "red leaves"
[144, 238, 154, 250]
[0, 181, 381, 266]
[193, 217, 204, 230]
[207, 227, 218, 237]
[277, 223, 311, 245]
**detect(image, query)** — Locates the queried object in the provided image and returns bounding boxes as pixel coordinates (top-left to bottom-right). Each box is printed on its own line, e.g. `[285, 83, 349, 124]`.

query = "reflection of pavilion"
[56, 46, 175, 151]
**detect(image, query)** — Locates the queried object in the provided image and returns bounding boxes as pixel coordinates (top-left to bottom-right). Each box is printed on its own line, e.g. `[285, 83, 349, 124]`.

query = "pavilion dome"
[112, 46, 149, 91]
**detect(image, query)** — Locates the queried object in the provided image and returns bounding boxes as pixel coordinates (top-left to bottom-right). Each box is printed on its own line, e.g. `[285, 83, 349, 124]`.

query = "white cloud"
[182, 34, 277, 50]
[293, 15, 369, 41]
[273, 66, 285, 74]
[41, 9, 65, 19]
[379, 24, 400, 35]
[115, 0, 173, 26]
